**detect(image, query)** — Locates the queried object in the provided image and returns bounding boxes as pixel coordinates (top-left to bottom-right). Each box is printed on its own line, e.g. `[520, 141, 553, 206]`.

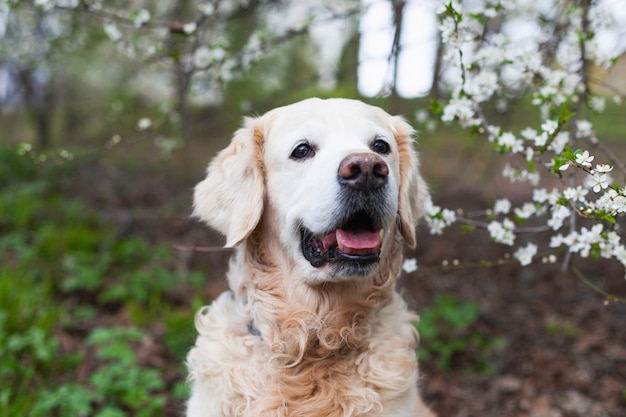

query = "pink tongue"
[336, 229, 381, 252]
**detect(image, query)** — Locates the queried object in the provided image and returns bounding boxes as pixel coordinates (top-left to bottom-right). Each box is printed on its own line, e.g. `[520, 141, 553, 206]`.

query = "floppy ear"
[392, 116, 429, 248]
[193, 117, 265, 247]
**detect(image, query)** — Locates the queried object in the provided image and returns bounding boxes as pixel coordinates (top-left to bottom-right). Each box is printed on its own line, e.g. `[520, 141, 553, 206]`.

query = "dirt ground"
[64, 155, 626, 417]
[410, 206, 626, 417]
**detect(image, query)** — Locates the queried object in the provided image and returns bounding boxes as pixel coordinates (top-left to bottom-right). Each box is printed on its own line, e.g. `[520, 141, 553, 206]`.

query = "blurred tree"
[0, 0, 361, 152]
[2, 0, 626, 286]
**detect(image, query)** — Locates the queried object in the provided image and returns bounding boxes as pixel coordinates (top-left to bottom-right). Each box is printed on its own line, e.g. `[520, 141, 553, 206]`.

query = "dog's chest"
[187, 293, 419, 417]
[224, 338, 416, 417]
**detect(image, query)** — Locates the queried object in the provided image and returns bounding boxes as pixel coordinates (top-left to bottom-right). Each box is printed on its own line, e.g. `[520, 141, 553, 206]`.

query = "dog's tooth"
[336, 230, 345, 252]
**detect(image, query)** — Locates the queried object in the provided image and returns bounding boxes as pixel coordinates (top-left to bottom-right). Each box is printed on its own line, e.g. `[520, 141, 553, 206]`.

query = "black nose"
[338, 153, 389, 190]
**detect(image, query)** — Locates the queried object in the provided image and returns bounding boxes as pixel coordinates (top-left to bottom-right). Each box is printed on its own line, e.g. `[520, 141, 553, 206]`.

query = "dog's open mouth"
[300, 210, 383, 269]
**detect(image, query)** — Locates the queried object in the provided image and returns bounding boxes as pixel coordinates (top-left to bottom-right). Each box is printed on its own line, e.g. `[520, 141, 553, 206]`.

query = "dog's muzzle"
[300, 153, 391, 275]
[300, 212, 383, 268]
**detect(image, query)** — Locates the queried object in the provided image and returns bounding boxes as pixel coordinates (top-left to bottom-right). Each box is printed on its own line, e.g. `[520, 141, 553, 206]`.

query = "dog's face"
[194, 98, 427, 284]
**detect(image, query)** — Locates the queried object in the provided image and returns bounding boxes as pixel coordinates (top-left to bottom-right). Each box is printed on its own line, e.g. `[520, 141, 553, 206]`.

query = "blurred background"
[1, 1, 625, 416]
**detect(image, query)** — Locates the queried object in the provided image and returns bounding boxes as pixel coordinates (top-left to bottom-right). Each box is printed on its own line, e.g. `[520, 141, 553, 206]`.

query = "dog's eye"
[290, 142, 315, 160]
[371, 139, 390, 155]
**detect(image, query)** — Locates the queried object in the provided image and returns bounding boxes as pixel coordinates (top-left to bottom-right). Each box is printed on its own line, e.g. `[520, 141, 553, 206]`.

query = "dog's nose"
[338, 153, 389, 190]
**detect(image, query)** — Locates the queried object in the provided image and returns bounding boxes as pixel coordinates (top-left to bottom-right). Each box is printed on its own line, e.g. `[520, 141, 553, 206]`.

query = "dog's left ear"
[193, 117, 265, 247]
[391, 116, 429, 248]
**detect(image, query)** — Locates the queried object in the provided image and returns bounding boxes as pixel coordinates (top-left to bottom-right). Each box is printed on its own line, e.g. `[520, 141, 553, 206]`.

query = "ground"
[60, 155, 626, 417]
[411, 211, 626, 417]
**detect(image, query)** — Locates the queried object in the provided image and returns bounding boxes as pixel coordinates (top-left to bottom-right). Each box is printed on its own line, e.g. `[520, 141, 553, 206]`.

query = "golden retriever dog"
[186, 98, 435, 417]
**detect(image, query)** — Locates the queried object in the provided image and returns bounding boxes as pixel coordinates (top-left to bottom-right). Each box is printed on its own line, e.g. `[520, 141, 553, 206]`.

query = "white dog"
[186, 98, 435, 417]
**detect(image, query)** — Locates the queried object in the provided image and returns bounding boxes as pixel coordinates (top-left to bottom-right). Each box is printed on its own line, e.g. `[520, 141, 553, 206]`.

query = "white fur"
[187, 98, 435, 417]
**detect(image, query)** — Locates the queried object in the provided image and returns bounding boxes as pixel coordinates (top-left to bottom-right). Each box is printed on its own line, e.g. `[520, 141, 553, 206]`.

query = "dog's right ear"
[193, 117, 265, 247]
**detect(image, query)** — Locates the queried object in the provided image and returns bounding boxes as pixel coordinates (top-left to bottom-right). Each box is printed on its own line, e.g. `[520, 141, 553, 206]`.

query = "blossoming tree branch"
[417, 1, 626, 297]
[5, 0, 625, 300]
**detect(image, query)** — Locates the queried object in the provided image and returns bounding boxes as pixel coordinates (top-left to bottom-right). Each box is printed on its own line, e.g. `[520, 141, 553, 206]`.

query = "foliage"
[544, 317, 581, 339]
[417, 0, 626, 291]
[28, 327, 167, 417]
[0, 143, 198, 416]
[2, 1, 623, 304]
[416, 295, 504, 374]
[1, 0, 625, 413]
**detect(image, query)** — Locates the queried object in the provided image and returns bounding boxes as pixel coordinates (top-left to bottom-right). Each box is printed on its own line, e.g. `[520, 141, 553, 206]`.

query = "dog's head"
[194, 98, 428, 283]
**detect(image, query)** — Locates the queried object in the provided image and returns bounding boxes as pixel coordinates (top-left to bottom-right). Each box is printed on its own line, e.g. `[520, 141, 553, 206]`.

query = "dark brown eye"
[290, 142, 314, 160]
[371, 139, 390, 155]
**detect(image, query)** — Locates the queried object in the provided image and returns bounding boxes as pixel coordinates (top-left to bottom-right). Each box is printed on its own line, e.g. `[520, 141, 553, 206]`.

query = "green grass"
[416, 295, 505, 374]
[0, 143, 199, 416]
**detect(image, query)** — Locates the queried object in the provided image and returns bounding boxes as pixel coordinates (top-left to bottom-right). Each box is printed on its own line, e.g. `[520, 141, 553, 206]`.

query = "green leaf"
[552, 157, 566, 174]
[590, 243, 601, 259]
[468, 12, 487, 25]
[601, 212, 616, 224]
[87, 327, 145, 346]
[429, 100, 443, 117]
[556, 197, 569, 206]
[95, 406, 126, 417]
[561, 145, 576, 161]
[558, 104, 576, 123]
[443, 2, 463, 23]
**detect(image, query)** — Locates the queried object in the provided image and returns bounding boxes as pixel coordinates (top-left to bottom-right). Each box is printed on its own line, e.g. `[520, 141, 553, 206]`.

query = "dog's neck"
[227, 225, 404, 365]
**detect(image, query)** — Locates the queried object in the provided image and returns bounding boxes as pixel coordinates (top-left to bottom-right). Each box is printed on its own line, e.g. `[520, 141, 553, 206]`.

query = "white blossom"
[424, 197, 440, 217]
[498, 132, 524, 153]
[436, 1, 461, 15]
[487, 219, 515, 246]
[570, 224, 604, 258]
[465, 71, 499, 102]
[423, 197, 456, 235]
[541, 119, 558, 135]
[415, 109, 429, 124]
[133, 9, 151, 28]
[595, 164, 613, 173]
[613, 245, 626, 269]
[441, 96, 479, 127]
[183, 22, 197, 34]
[475, 45, 506, 67]
[576, 120, 593, 139]
[34, 0, 54, 11]
[56, 0, 79, 7]
[589, 173, 609, 193]
[589, 96, 605, 112]
[136, 117, 152, 131]
[198, 3, 215, 16]
[524, 147, 535, 161]
[514, 202, 536, 219]
[103, 23, 122, 42]
[427, 218, 446, 235]
[494, 198, 511, 215]
[563, 186, 588, 202]
[548, 132, 569, 154]
[575, 150, 594, 167]
[402, 258, 418, 274]
[550, 234, 570, 248]
[514, 243, 537, 266]
[532, 188, 550, 204]
[596, 188, 626, 214]
[193, 46, 212, 68]
[403, 0, 626, 276]
[520, 127, 537, 141]
[547, 205, 571, 230]
[526, 171, 540, 186]
[441, 208, 456, 225]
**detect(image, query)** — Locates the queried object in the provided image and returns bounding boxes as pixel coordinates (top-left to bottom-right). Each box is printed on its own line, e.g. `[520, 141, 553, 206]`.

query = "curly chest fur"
[186, 292, 420, 417]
